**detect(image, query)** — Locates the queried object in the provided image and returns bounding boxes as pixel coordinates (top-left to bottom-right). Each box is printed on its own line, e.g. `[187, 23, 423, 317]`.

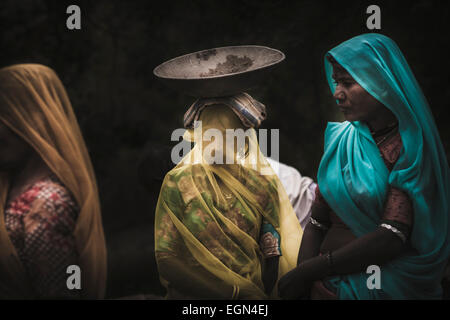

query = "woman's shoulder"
[160, 165, 208, 205]
[35, 175, 78, 210]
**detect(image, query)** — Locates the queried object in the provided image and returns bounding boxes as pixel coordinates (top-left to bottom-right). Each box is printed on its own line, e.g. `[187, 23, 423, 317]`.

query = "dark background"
[0, 0, 449, 299]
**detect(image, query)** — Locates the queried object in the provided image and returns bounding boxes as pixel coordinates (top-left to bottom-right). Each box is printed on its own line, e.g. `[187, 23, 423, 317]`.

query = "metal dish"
[153, 45, 285, 97]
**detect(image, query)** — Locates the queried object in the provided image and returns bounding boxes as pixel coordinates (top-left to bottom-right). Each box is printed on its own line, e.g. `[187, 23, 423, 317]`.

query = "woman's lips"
[339, 106, 351, 113]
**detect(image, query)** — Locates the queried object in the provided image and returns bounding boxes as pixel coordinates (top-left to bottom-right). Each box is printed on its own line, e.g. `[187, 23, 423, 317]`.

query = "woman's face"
[331, 64, 387, 124]
[0, 122, 31, 172]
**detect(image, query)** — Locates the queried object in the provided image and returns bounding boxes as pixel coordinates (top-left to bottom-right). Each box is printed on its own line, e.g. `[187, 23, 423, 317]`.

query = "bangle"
[325, 251, 334, 276]
[309, 217, 329, 231]
[380, 223, 407, 243]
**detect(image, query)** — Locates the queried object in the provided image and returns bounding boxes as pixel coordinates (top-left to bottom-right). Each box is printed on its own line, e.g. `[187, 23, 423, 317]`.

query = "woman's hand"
[278, 266, 311, 300]
[278, 254, 330, 300]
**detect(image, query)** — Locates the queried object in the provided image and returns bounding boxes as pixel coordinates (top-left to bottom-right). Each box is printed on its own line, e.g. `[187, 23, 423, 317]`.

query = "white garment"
[266, 158, 316, 230]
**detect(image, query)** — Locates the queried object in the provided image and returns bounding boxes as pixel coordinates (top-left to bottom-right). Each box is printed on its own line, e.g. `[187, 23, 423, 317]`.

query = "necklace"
[370, 121, 399, 147]
[370, 121, 398, 138]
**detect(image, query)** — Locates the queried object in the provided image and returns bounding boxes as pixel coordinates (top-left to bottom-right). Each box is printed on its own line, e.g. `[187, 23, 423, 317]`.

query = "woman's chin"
[343, 114, 357, 122]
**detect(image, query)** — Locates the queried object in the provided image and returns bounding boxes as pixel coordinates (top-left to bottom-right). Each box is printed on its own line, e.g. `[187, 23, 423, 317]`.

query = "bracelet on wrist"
[309, 217, 329, 232]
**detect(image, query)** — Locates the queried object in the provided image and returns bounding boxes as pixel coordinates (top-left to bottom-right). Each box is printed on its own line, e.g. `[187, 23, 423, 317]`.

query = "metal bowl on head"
[153, 45, 285, 97]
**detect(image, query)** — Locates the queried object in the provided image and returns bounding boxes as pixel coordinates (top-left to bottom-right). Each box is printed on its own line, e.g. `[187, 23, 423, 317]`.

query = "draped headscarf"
[155, 98, 302, 299]
[318, 34, 450, 299]
[184, 93, 267, 129]
[0, 64, 107, 299]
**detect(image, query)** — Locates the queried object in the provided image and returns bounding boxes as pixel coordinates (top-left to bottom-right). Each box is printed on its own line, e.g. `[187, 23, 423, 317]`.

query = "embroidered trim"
[260, 232, 281, 258]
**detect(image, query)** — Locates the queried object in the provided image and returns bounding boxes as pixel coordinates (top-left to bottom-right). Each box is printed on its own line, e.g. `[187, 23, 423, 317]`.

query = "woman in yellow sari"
[0, 64, 107, 299]
[154, 93, 302, 299]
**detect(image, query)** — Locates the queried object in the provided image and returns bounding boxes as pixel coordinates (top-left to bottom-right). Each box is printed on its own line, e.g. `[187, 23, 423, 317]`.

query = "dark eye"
[342, 81, 354, 87]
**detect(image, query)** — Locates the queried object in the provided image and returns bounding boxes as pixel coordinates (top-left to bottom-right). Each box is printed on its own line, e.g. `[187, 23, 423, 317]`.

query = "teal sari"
[318, 33, 450, 299]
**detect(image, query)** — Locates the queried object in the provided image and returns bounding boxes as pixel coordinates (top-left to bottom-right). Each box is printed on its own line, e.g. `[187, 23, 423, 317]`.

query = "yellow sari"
[0, 64, 107, 299]
[155, 103, 302, 299]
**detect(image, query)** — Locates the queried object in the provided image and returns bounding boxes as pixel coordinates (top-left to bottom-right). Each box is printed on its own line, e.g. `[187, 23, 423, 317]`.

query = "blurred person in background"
[0, 64, 107, 299]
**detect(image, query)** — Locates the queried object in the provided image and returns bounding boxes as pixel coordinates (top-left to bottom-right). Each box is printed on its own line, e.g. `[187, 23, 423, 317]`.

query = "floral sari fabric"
[155, 103, 302, 299]
[5, 174, 80, 299]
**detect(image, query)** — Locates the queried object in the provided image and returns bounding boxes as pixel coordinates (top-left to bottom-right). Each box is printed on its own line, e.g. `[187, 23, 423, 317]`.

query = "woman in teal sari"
[278, 33, 450, 299]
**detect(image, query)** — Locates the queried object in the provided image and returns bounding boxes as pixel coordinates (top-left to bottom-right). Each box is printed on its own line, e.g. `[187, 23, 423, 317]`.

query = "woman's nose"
[333, 89, 345, 101]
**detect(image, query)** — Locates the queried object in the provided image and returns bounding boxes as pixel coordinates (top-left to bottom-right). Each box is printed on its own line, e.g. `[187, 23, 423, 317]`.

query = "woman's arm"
[277, 187, 330, 299]
[259, 220, 282, 295]
[279, 227, 406, 299]
[262, 256, 279, 295]
[301, 226, 404, 279]
[279, 186, 413, 299]
[297, 187, 331, 265]
[296, 216, 328, 265]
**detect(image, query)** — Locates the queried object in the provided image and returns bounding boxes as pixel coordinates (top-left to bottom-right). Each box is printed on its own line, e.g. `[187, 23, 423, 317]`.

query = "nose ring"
[335, 92, 345, 100]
